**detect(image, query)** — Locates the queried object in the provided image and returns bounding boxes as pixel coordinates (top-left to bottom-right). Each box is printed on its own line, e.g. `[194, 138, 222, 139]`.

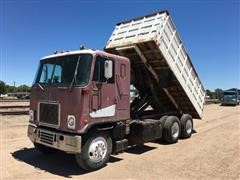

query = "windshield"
[34, 54, 92, 87]
[223, 91, 236, 99]
[223, 91, 235, 96]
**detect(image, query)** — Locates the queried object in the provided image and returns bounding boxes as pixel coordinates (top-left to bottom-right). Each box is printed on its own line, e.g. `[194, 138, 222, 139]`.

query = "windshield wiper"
[36, 83, 45, 91]
[69, 56, 81, 91]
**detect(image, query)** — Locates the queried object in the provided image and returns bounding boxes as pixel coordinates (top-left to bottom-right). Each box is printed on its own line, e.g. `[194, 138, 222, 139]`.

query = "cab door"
[90, 56, 116, 118]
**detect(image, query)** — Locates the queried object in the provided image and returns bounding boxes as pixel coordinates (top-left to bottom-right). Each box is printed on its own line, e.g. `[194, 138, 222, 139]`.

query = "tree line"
[206, 89, 223, 99]
[0, 80, 228, 100]
[0, 81, 31, 94]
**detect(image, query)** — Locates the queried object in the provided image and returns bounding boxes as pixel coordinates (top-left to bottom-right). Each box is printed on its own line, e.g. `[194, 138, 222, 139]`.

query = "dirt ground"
[0, 104, 239, 179]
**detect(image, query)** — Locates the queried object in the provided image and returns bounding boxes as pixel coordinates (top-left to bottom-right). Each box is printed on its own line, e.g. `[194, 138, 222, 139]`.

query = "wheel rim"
[186, 119, 192, 134]
[88, 137, 107, 163]
[171, 122, 180, 138]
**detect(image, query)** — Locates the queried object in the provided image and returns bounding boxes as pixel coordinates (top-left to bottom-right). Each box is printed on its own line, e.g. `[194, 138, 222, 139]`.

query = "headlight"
[29, 110, 34, 122]
[67, 115, 76, 129]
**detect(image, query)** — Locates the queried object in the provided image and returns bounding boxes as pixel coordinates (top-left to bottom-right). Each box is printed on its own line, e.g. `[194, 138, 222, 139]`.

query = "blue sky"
[0, 0, 239, 91]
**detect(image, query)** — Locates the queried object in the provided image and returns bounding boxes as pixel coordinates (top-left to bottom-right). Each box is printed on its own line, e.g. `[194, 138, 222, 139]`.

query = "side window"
[93, 56, 105, 82]
[93, 56, 114, 83]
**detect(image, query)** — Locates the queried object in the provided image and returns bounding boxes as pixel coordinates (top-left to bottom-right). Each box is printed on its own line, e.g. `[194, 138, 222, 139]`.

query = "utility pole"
[13, 81, 16, 93]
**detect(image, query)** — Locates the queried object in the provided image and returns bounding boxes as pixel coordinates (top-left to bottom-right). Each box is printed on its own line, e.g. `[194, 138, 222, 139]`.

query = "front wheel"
[75, 132, 112, 171]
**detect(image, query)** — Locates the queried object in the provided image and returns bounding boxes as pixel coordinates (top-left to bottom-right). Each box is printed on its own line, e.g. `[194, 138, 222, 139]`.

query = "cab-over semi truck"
[28, 10, 205, 171]
[221, 90, 239, 106]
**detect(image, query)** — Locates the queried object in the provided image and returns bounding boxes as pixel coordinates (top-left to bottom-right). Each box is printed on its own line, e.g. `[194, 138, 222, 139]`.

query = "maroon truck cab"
[28, 49, 132, 167]
[29, 49, 130, 133]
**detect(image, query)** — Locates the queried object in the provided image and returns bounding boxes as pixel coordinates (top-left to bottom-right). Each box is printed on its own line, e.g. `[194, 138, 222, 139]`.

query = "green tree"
[0, 81, 6, 94]
[5, 85, 15, 93]
[16, 85, 30, 92]
[215, 88, 223, 99]
[206, 89, 211, 98]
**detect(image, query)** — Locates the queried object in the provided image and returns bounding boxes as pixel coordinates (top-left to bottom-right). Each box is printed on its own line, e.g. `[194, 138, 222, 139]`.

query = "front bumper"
[27, 124, 82, 153]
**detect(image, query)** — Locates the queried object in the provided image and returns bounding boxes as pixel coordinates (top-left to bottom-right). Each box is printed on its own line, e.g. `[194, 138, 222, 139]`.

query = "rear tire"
[163, 116, 180, 143]
[180, 114, 193, 139]
[75, 132, 112, 171]
[159, 115, 168, 126]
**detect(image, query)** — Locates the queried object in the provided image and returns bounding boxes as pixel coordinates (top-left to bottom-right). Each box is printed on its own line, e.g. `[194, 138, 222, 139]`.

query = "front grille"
[39, 130, 55, 145]
[39, 103, 59, 127]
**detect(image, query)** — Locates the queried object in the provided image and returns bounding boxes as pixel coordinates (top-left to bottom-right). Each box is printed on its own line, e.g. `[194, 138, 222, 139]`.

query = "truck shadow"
[11, 148, 122, 178]
[156, 130, 197, 145]
[125, 145, 156, 154]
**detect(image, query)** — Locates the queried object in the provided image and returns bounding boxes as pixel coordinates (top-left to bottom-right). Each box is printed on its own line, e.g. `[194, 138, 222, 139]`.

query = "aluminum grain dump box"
[105, 10, 205, 119]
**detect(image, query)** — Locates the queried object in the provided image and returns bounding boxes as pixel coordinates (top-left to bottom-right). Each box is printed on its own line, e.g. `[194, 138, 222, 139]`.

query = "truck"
[27, 10, 205, 171]
[221, 89, 239, 106]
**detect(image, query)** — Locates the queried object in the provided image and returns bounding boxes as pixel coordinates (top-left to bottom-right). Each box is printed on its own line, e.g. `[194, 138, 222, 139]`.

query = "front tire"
[75, 132, 112, 171]
[163, 116, 180, 144]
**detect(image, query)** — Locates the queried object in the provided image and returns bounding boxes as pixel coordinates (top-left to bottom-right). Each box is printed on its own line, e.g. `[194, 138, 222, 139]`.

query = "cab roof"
[41, 49, 96, 60]
[40, 49, 129, 62]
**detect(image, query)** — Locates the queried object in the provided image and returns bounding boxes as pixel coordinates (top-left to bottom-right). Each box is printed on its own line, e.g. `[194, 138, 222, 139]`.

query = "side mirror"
[104, 60, 113, 79]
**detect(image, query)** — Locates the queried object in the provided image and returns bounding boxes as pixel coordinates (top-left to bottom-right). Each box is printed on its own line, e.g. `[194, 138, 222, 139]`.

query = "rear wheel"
[163, 116, 180, 143]
[159, 115, 168, 126]
[180, 114, 193, 139]
[75, 132, 112, 171]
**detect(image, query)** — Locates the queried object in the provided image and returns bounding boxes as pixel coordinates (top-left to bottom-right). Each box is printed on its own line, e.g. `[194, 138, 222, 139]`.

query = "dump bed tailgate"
[105, 10, 205, 119]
